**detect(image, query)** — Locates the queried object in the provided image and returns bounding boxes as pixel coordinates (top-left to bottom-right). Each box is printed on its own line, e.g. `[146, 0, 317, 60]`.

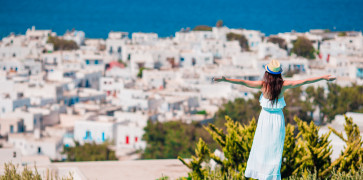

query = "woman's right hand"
[213, 76, 227, 82]
[322, 75, 336, 81]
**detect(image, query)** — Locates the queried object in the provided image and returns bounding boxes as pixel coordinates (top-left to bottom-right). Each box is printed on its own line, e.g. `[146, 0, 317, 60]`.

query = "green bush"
[62, 141, 117, 161]
[47, 36, 78, 51]
[267, 36, 287, 50]
[178, 115, 363, 179]
[226, 33, 249, 51]
[192, 25, 212, 31]
[142, 120, 218, 159]
[0, 163, 73, 180]
[292, 36, 315, 59]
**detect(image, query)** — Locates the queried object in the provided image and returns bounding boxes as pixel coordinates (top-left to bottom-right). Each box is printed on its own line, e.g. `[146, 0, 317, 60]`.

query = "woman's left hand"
[213, 76, 226, 82]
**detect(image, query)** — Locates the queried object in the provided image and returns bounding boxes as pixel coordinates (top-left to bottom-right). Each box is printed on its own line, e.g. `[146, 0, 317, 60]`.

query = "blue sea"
[1, 0, 362, 38]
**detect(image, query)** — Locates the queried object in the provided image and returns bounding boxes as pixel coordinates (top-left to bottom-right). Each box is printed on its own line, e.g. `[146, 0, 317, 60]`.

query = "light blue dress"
[244, 93, 286, 180]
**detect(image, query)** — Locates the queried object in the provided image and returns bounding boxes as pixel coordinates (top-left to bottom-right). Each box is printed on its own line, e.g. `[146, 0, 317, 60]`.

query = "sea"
[1, 0, 363, 38]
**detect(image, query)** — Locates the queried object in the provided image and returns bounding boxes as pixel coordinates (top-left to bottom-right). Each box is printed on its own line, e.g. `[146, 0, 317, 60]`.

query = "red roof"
[107, 61, 125, 71]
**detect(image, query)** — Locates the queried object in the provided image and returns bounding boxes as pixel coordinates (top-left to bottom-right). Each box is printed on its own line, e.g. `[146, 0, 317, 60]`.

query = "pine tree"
[294, 116, 332, 178]
[322, 115, 363, 174]
[281, 123, 299, 178]
[205, 116, 256, 174]
[178, 138, 210, 180]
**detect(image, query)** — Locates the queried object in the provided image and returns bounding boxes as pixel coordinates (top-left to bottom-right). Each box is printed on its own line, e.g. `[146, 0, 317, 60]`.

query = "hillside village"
[0, 25, 362, 179]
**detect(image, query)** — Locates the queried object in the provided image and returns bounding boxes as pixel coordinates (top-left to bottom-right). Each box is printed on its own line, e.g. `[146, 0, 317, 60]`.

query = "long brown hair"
[262, 71, 284, 105]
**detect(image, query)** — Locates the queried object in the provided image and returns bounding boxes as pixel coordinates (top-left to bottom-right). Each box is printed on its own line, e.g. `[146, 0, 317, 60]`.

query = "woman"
[213, 59, 336, 180]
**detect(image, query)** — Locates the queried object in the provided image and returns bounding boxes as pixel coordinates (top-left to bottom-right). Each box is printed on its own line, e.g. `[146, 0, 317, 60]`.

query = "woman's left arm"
[213, 76, 263, 89]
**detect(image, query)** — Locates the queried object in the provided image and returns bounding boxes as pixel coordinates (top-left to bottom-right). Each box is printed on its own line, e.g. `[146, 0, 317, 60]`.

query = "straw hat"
[265, 59, 282, 74]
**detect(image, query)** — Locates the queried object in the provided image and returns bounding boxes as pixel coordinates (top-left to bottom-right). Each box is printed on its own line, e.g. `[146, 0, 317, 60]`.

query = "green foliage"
[338, 32, 347, 37]
[206, 116, 256, 173]
[0, 163, 73, 180]
[214, 93, 260, 127]
[196, 110, 207, 115]
[142, 120, 217, 159]
[281, 123, 299, 178]
[192, 25, 212, 31]
[216, 20, 223, 28]
[292, 36, 315, 59]
[226, 33, 249, 51]
[294, 116, 332, 178]
[267, 36, 287, 50]
[283, 87, 314, 124]
[118, 59, 127, 67]
[178, 115, 363, 179]
[63, 141, 117, 161]
[305, 86, 326, 123]
[47, 36, 78, 51]
[178, 138, 210, 179]
[324, 84, 363, 121]
[324, 115, 363, 174]
[178, 116, 256, 179]
[137, 67, 146, 78]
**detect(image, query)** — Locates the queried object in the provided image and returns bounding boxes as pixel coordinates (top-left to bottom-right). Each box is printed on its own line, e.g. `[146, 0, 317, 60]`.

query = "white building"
[8, 132, 63, 160]
[74, 116, 116, 144]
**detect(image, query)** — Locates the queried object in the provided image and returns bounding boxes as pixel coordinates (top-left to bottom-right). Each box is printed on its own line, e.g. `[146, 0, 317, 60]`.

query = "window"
[84, 130, 92, 140]
[10, 125, 14, 133]
[180, 57, 184, 62]
[117, 47, 122, 53]
[102, 132, 105, 141]
[85, 60, 90, 65]
[38, 147, 41, 154]
[95, 60, 99, 65]
[13, 152, 16, 158]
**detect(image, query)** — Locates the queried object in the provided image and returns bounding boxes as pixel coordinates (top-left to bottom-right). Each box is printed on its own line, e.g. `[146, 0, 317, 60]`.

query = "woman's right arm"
[283, 75, 336, 89]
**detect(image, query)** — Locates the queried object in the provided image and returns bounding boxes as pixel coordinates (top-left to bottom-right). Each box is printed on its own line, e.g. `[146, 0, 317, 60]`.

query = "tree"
[178, 138, 210, 179]
[47, 36, 78, 51]
[324, 84, 363, 122]
[281, 123, 299, 178]
[226, 32, 249, 51]
[267, 36, 287, 50]
[178, 115, 363, 179]
[178, 115, 256, 178]
[63, 141, 117, 161]
[292, 36, 315, 59]
[323, 115, 363, 174]
[283, 88, 313, 124]
[214, 93, 260, 127]
[338, 32, 347, 36]
[205, 116, 256, 173]
[142, 120, 217, 159]
[294, 116, 332, 178]
[216, 20, 223, 28]
[192, 25, 212, 31]
[305, 86, 326, 124]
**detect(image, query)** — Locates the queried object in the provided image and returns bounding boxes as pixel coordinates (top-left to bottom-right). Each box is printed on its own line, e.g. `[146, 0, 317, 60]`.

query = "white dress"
[244, 94, 286, 180]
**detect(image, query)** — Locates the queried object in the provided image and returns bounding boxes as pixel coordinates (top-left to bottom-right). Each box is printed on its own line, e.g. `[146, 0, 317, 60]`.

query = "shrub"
[0, 163, 73, 180]
[192, 25, 212, 31]
[292, 36, 315, 59]
[62, 141, 117, 161]
[267, 36, 287, 50]
[178, 115, 363, 179]
[226, 33, 249, 51]
[47, 36, 78, 51]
